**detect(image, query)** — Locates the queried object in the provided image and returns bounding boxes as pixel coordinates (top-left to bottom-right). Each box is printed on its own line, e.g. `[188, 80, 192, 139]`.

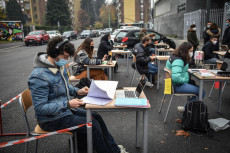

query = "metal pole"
[206, 0, 211, 23]
[108, 5, 111, 28]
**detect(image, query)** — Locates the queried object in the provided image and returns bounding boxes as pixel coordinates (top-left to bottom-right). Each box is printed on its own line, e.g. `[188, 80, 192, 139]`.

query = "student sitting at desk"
[72, 38, 108, 80]
[97, 34, 113, 59]
[166, 42, 205, 112]
[202, 35, 219, 64]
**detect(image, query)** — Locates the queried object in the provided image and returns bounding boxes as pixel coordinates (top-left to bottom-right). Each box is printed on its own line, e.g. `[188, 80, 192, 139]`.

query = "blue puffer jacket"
[166, 54, 189, 85]
[28, 52, 79, 123]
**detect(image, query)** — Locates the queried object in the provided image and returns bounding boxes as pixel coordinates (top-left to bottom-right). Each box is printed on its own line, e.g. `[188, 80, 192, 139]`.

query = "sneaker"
[118, 145, 129, 153]
[145, 81, 153, 87]
[177, 106, 185, 113]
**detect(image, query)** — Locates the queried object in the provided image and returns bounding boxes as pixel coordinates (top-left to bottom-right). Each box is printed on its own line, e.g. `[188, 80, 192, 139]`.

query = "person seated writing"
[202, 35, 219, 64]
[166, 42, 205, 112]
[147, 33, 156, 54]
[97, 34, 113, 59]
[72, 38, 108, 80]
[134, 36, 158, 85]
[28, 36, 127, 153]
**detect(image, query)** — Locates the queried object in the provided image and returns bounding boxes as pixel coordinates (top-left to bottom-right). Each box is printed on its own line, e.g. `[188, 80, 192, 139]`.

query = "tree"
[100, 5, 117, 28]
[5, 0, 23, 22]
[78, 9, 90, 31]
[45, 0, 71, 26]
[0, 8, 7, 20]
[94, 21, 103, 29]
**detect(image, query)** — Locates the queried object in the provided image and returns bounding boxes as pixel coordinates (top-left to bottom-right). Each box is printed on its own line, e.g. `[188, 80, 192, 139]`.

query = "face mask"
[193, 28, 196, 30]
[212, 40, 217, 45]
[152, 37, 155, 39]
[91, 46, 94, 50]
[207, 25, 210, 28]
[226, 23, 229, 27]
[55, 58, 68, 67]
[189, 52, 193, 58]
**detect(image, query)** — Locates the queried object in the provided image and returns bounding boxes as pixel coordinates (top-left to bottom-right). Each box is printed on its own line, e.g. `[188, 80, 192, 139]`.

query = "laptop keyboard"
[124, 91, 136, 98]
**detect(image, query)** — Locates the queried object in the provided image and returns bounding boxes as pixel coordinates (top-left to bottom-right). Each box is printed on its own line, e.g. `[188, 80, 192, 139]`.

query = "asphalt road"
[0, 37, 230, 153]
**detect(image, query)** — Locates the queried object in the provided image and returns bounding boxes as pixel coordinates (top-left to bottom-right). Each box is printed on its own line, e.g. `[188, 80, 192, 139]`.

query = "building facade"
[116, 0, 151, 24]
[73, 0, 81, 29]
[30, 0, 46, 25]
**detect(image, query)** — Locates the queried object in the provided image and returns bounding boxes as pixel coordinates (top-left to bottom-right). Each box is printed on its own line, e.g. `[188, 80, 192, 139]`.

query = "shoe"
[118, 145, 129, 153]
[145, 81, 153, 87]
[177, 106, 185, 113]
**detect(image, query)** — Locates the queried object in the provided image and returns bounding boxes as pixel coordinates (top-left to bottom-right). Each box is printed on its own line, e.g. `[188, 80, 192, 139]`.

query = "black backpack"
[181, 101, 210, 133]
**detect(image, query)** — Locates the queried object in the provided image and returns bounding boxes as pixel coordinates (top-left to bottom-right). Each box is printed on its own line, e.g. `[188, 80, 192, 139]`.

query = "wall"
[0, 21, 23, 40]
[124, 0, 135, 23]
[154, 0, 186, 38]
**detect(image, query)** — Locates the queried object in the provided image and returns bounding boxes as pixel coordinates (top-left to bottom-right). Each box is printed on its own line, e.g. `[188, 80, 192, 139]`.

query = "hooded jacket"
[222, 26, 230, 46]
[187, 29, 199, 47]
[202, 41, 219, 60]
[97, 34, 113, 59]
[206, 28, 221, 50]
[28, 52, 79, 123]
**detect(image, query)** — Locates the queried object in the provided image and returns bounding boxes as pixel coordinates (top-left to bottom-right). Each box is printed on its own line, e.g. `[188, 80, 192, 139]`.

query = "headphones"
[50, 39, 69, 58]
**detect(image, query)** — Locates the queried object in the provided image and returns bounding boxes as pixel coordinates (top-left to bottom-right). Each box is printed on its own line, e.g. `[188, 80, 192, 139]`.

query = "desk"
[155, 48, 174, 56]
[111, 50, 131, 77]
[156, 56, 170, 90]
[188, 71, 230, 113]
[213, 51, 226, 56]
[85, 87, 150, 153]
[154, 43, 169, 48]
[85, 61, 116, 80]
[113, 45, 127, 50]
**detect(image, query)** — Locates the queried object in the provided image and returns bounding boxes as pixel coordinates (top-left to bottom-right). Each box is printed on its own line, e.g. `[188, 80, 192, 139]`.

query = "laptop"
[116, 75, 148, 98]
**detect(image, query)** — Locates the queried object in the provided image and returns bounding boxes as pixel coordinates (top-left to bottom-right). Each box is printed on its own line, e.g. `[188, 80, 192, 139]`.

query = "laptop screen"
[135, 75, 148, 97]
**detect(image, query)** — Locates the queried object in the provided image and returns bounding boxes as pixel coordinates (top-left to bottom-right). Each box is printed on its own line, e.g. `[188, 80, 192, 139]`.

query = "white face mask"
[193, 28, 196, 31]
[189, 52, 193, 58]
[212, 40, 217, 45]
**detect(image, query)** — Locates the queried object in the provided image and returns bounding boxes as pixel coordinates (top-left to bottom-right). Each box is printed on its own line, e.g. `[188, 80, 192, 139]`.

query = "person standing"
[206, 23, 221, 51]
[139, 28, 147, 42]
[203, 22, 212, 44]
[222, 19, 230, 48]
[187, 24, 199, 67]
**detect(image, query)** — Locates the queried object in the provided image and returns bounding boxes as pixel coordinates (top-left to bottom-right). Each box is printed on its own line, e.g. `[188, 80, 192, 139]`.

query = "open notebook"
[82, 80, 118, 105]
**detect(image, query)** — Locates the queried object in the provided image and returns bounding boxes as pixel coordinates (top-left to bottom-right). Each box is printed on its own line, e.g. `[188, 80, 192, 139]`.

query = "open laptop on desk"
[116, 75, 148, 98]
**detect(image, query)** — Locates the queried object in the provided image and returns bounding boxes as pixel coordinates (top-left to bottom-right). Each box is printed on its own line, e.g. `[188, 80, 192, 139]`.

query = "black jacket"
[203, 27, 210, 44]
[222, 27, 230, 47]
[97, 34, 113, 59]
[202, 41, 218, 60]
[134, 43, 151, 75]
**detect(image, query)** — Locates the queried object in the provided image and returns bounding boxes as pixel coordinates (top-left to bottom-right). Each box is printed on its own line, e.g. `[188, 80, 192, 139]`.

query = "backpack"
[181, 101, 210, 133]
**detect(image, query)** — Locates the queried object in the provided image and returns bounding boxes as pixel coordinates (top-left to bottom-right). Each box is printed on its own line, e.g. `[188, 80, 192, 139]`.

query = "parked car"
[24, 30, 50, 46]
[47, 30, 61, 39]
[120, 26, 140, 29]
[91, 30, 100, 37]
[114, 29, 176, 49]
[111, 29, 123, 42]
[100, 28, 111, 35]
[62, 31, 78, 40]
[80, 30, 92, 39]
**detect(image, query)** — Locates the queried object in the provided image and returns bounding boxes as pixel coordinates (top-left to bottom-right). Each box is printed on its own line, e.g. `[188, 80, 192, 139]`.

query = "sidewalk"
[168, 36, 204, 49]
[0, 41, 24, 50]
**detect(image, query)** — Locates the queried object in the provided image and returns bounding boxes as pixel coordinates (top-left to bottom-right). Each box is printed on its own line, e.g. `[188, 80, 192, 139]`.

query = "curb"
[0, 45, 24, 51]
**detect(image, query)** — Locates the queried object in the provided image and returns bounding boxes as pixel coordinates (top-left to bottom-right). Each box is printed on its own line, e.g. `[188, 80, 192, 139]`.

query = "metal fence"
[184, 8, 224, 41]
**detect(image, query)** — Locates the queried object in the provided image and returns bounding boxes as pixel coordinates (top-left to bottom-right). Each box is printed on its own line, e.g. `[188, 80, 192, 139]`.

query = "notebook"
[115, 98, 149, 108]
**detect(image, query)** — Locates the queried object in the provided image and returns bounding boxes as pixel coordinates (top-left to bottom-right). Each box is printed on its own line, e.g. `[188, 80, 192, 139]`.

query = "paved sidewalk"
[168, 36, 205, 49]
[0, 41, 24, 50]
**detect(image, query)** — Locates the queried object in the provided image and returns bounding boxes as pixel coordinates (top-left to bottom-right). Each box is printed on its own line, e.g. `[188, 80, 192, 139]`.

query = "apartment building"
[116, 0, 151, 24]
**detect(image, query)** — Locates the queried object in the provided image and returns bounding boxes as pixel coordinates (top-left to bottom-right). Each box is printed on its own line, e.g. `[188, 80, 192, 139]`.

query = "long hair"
[74, 38, 93, 60]
[172, 42, 193, 63]
[210, 23, 218, 30]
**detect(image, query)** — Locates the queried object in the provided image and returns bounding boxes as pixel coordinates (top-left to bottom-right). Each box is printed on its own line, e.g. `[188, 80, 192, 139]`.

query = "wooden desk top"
[156, 48, 174, 51]
[85, 87, 151, 109]
[113, 45, 127, 48]
[156, 56, 170, 60]
[111, 50, 131, 54]
[213, 51, 226, 56]
[189, 71, 230, 80]
[85, 61, 116, 68]
[154, 43, 169, 46]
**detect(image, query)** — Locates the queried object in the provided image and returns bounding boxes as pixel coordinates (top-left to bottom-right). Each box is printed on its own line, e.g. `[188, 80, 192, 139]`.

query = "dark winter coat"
[134, 43, 151, 75]
[222, 27, 230, 47]
[206, 28, 221, 51]
[202, 41, 219, 60]
[187, 29, 199, 47]
[97, 34, 113, 59]
[203, 27, 210, 44]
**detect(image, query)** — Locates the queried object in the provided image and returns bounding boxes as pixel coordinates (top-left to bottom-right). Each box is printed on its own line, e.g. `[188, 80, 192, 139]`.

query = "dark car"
[62, 31, 78, 40]
[24, 30, 50, 46]
[80, 30, 93, 39]
[91, 30, 100, 37]
[114, 29, 176, 49]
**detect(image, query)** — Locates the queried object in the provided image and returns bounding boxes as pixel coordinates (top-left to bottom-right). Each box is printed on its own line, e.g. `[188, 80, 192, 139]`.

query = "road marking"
[0, 45, 24, 52]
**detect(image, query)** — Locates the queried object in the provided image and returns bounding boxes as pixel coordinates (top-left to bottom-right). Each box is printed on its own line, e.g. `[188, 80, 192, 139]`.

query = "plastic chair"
[159, 68, 198, 122]
[19, 89, 78, 153]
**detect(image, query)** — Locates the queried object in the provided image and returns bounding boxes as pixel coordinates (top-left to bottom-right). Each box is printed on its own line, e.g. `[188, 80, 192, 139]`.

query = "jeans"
[39, 108, 120, 153]
[147, 62, 158, 81]
[173, 83, 205, 101]
[205, 58, 219, 64]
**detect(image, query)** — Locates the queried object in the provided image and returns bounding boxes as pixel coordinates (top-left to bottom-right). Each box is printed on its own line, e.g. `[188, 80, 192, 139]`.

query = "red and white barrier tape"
[1, 94, 21, 109]
[0, 122, 92, 149]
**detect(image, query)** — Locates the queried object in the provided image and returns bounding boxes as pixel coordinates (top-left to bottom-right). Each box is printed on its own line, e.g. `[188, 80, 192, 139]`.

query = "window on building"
[141, 13, 143, 20]
[140, 5, 143, 12]
[140, 0, 143, 4]
[34, 7, 36, 11]
[33, 0, 35, 3]
[34, 14, 37, 19]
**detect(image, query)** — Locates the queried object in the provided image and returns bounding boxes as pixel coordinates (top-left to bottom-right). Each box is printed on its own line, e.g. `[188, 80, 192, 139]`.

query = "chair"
[158, 68, 198, 122]
[130, 54, 153, 87]
[19, 89, 78, 153]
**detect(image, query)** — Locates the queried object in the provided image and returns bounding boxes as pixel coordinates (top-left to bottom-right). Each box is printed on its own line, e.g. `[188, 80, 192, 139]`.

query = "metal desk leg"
[109, 68, 112, 80]
[86, 109, 93, 153]
[199, 80, 203, 101]
[87, 67, 90, 79]
[136, 111, 141, 148]
[218, 81, 223, 113]
[157, 60, 160, 90]
[143, 109, 149, 153]
[126, 54, 129, 77]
